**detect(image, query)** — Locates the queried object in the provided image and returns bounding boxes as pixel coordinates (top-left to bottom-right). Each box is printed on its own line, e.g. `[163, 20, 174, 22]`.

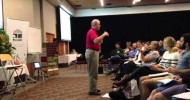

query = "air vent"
[74, 4, 82, 7]
[106, 2, 112, 6]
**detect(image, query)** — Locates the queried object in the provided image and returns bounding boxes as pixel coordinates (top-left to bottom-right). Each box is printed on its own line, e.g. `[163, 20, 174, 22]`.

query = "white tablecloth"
[58, 54, 81, 65]
[0, 64, 30, 84]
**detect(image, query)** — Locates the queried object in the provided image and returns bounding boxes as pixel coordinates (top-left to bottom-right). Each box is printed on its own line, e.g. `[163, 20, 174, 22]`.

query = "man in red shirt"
[85, 19, 109, 95]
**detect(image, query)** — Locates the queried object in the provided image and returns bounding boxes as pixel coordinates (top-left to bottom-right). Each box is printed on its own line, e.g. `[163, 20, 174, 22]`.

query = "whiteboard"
[28, 27, 42, 53]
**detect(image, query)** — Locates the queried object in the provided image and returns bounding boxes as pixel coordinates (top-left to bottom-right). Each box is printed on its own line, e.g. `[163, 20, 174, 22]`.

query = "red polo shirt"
[86, 28, 100, 51]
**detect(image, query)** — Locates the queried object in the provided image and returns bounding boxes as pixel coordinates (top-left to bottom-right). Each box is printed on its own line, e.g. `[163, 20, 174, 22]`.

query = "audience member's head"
[149, 41, 159, 50]
[143, 42, 150, 51]
[142, 41, 146, 46]
[71, 49, 77, 54]
[159, 40, 163, 47]
[175, 40, 181, 49]
[115, 42, 120, 49]
[126, 41, 131, 46]
[180, 33, 190, 50]
[163, 36, 176, 52]
[132, 43, 137, 49]
[136, 40, 142, 49]
[91, 19, 101, 31]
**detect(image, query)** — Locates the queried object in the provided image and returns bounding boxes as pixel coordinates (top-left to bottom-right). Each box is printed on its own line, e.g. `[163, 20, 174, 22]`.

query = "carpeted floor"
[14, 65, 113, 100]
[15, 76, 112, 100]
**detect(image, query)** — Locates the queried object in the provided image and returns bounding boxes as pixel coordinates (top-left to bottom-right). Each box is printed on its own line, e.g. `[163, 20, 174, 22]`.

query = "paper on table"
[157, 78, 176, 85]
[102, 93, 110, 98]
[172, 92, 190, 99]
[148, 72, 169, 77]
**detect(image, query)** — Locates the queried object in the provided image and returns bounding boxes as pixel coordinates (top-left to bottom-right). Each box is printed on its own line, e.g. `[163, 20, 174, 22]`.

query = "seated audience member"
[158, 40, 166, 56]
[109, 41, 160, 100]
[111, 41, 139, 78]
[146, 33, 190, 100]
[71, 49, 78, 54]
[113, 37, 179, 87]
[139, 39, 179, 100]
[107, 42, 124, 73]
[176, 40, 183, 53]
[121, 41, 159, 75]
[124, 41, 132, 58]
[143, 42, 151, 56]
[112, 41, 143, 80]
[128, 43, 138, 59]
[128, 40, 143, 64]
[112, 41, 142, 80]
[148, 76, 190, 100]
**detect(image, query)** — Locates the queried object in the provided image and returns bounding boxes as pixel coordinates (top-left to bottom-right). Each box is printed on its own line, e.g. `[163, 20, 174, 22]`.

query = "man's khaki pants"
[85, 49, 99, 92]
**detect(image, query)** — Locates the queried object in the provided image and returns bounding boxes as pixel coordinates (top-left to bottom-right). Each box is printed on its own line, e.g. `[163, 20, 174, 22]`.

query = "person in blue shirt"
[128, 43, 138, 59]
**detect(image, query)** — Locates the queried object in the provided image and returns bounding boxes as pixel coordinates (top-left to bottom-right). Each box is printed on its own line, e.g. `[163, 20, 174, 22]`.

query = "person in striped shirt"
[139, 36, 180, 100]
[110, 37, 179, 100]
[147, 33, 190, 100]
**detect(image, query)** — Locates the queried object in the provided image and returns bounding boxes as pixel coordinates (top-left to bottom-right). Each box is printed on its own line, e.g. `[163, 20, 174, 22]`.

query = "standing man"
[85, 19, 109, 95]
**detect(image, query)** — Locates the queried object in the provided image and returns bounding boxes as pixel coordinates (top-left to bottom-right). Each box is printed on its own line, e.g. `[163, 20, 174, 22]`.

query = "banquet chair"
[0, 54, 28, 100]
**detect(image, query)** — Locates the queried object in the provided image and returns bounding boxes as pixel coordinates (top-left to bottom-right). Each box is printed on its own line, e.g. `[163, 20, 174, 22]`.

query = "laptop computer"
[33, 62, 41, 69]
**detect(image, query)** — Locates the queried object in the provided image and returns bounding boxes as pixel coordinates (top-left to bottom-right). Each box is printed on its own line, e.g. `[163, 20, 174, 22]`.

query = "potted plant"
[0, 29, 16, 54]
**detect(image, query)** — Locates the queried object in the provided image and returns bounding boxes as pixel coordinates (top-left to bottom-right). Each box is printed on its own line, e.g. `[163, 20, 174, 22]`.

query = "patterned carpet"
[15, 76, 113, 100]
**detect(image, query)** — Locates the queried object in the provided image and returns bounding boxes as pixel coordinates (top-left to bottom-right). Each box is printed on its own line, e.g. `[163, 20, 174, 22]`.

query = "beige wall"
[3, 0, 42, 62]
[42, 0, 56, 42]
[33, 0, 41, 29]
[3, 0, 41, 30]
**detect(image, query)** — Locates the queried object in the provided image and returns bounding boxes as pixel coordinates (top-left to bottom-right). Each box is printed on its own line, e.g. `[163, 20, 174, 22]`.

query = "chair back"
[0, 54, 13, 61]
[0, 54, 14, 66]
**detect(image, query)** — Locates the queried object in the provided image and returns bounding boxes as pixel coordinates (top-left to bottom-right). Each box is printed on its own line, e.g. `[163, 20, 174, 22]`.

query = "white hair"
[91, 19, 100, 26]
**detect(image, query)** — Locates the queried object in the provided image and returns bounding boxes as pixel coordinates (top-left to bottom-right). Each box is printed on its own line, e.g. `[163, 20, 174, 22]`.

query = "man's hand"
[128, 59, 133, 62]
[103, 31, 109, 37]
[173, 75, 181, 80]
[150, 63, 158, 71]
[176, 78, 182, 84]
[138, 48, 143, 53]
[168, 67, 178, 73]
[173, 76, 182, 84]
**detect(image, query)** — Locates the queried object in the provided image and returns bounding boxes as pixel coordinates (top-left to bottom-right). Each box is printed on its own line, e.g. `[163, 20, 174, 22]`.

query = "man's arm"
[150, 64, 169, 72]
[94, 31, 109, 44]
[169, 67, 190, 74]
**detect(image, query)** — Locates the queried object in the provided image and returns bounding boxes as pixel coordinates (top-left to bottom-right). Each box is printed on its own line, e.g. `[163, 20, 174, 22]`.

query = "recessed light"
[165, 0, 169, 3]
[100, 0, 104, 6]
[133, 0, 141, 5]
[74, 5, 81, 7]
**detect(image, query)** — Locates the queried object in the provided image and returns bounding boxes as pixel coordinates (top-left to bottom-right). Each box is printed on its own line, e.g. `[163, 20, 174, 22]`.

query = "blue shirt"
[128, 49, 138, 58]
[176, 50, 190, 70]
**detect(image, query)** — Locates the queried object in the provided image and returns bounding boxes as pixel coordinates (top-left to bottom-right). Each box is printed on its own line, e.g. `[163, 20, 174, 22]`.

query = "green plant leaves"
[0, 29, 16, 54]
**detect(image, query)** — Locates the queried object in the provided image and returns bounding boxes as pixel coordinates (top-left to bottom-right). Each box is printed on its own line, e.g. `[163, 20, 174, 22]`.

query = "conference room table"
[58, 54, 81, 65]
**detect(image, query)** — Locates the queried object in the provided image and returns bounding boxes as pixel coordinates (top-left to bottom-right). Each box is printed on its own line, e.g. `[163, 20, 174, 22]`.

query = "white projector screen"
[0, 0, 3, 29]
[59, 8, 71, 41]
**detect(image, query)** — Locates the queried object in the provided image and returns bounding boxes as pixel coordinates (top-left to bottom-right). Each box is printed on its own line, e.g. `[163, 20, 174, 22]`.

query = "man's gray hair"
[91, 19, 100, 26]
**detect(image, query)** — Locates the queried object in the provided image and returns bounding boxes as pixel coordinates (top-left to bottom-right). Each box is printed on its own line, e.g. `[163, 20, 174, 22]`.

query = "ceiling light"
[133, 0, 141, 5]
[165, 0, 169, 3]
[100, 0, 104, 6]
